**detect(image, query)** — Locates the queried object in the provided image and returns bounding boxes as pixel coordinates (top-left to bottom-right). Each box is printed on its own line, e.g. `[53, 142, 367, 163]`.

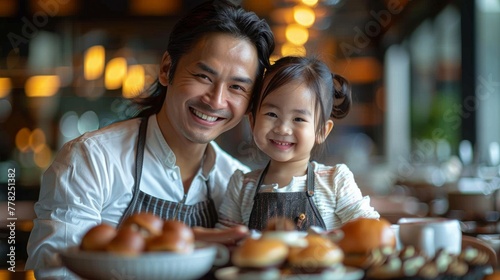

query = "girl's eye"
[294, 118, 306, 122]
[265, 112, 277, 118]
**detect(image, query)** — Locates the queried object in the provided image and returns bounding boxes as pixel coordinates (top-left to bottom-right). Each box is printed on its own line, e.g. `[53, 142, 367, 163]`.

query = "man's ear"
[317, 119, 334, 144]
[159, 51, 172, 86]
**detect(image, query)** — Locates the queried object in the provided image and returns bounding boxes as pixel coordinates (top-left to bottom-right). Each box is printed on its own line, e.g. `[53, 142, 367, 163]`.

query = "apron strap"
[305, 162, 327, 229]
[252, 161, 270, 200]
[119, 117, 148, 224]
[306, 162, 315, 197]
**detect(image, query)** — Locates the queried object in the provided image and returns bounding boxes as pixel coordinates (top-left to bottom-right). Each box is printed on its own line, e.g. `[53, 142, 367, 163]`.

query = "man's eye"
[230, 85, 244, 91]
[195, 74, 211, 81]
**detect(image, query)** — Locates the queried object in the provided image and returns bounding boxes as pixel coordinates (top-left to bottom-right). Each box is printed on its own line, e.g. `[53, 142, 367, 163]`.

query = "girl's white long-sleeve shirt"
[217, 161, 380, 231]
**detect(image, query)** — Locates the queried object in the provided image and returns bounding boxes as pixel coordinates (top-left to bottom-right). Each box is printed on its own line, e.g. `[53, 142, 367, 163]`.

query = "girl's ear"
[159, 51, 172, 86]
[317, 119, 334, 144]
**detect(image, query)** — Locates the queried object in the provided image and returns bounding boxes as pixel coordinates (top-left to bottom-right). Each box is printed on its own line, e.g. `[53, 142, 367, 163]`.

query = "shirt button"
[166, 154, 175, 165]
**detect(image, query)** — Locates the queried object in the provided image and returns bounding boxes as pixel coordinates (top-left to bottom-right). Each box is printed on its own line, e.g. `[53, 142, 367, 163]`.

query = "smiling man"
[26, 1, 274, 278]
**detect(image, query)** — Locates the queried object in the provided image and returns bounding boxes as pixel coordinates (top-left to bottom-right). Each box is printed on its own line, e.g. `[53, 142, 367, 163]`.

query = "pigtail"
[330, 73, 352, 119]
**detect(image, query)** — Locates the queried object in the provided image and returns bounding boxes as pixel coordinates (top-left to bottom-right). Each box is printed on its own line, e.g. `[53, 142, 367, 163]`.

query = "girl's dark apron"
[119, 117, 218, 227]
[247, 162, 326, 231]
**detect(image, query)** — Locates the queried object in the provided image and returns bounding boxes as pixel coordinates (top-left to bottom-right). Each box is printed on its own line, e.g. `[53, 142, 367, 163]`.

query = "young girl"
[217, 56, 379, 232]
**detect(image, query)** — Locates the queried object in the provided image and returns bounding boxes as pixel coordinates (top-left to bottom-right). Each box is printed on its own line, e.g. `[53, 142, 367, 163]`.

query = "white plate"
[60, 242, 223, 280]
[215, 265, 364, 280]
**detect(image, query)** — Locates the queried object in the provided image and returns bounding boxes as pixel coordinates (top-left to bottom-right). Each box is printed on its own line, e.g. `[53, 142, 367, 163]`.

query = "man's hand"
[192, 225, 249, 246]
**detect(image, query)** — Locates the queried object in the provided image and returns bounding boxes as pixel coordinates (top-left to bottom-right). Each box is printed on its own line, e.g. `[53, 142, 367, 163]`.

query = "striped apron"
[120, 117, 218, 228]
[248, 162, 327, 231]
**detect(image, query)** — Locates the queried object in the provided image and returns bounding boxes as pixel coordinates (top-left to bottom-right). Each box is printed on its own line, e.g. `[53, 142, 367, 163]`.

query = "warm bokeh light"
[105, 57, 127, 90]
[331, 57, 383, 83]
[285, 24, 309, 45]
[281, 43, 307, 56]
[29, 128, 46, 153]
[294, 6, 315, 27]
[123, 65, 145, 98]
[0, 77, 12, 98]
[16, 128, 31, 152]
[270, 8, 296, 25]
[25, 75, 60, 97]
[29, 0, 78, 16]
[34, 144, 52, 168]
[130, 0, 181, 15]
[301, 0, 318, 6]
[84, 45, 105, 80]
[0, 0, 17, 16]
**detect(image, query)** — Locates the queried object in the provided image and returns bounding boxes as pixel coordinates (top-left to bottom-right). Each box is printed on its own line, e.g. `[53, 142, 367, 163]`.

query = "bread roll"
[80, 223, 117, 251]
[287, 242, 344, 269]
[121, 212, 164, 238]
[337, 218, 396, 268]
[232, 238, 288, 268]
[146, 220, 195, 253]
[106, 226, 145, 256]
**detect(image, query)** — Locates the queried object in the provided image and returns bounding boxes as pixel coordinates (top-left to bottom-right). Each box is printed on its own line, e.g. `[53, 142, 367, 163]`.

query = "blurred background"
[1, 0, 500, 270]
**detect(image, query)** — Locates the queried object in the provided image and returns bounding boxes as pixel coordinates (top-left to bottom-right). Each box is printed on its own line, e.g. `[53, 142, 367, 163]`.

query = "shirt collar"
[149, 115, 216, 180]
[149, 115, 176, 167]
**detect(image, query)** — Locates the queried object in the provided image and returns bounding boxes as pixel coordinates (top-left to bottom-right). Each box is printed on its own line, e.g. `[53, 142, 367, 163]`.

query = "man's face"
[160, 33, 259, 144]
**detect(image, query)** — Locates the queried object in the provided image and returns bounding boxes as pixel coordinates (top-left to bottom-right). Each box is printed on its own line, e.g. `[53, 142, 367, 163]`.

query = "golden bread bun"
[337, 218, 395, 268]
[338, 218, 395, 254]
[304, 233, 335, 248]
[232, 238, 289, 268]
[146, 232, 194, 253]
[80, 223, 117, 251]
[121, 212, 164, 237]
[146, 220, 194, 253]
[288, 242, 344, 268]
[106, 226, 145, 255]
[162, 220, 194, 243]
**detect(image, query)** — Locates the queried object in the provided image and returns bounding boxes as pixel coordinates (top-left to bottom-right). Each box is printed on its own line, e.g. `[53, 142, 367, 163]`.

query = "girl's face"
[252, 81, 319, 164]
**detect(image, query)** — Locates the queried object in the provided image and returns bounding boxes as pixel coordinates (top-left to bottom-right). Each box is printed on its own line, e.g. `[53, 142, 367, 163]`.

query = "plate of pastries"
[215, 217, 364, 280]
[216, 217, 493, 280]
[59, 212, 224, 280]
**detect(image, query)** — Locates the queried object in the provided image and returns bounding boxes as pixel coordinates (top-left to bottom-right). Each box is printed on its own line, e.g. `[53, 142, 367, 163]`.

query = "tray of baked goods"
[215, 217, 363, 280]
[60, 213, 228, 280]
[216, 217, 493, 280]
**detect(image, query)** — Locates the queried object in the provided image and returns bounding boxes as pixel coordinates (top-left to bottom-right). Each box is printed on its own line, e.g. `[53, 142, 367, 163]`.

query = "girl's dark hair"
[131, 0, 275, 117]
[251, 56, 352, 143]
